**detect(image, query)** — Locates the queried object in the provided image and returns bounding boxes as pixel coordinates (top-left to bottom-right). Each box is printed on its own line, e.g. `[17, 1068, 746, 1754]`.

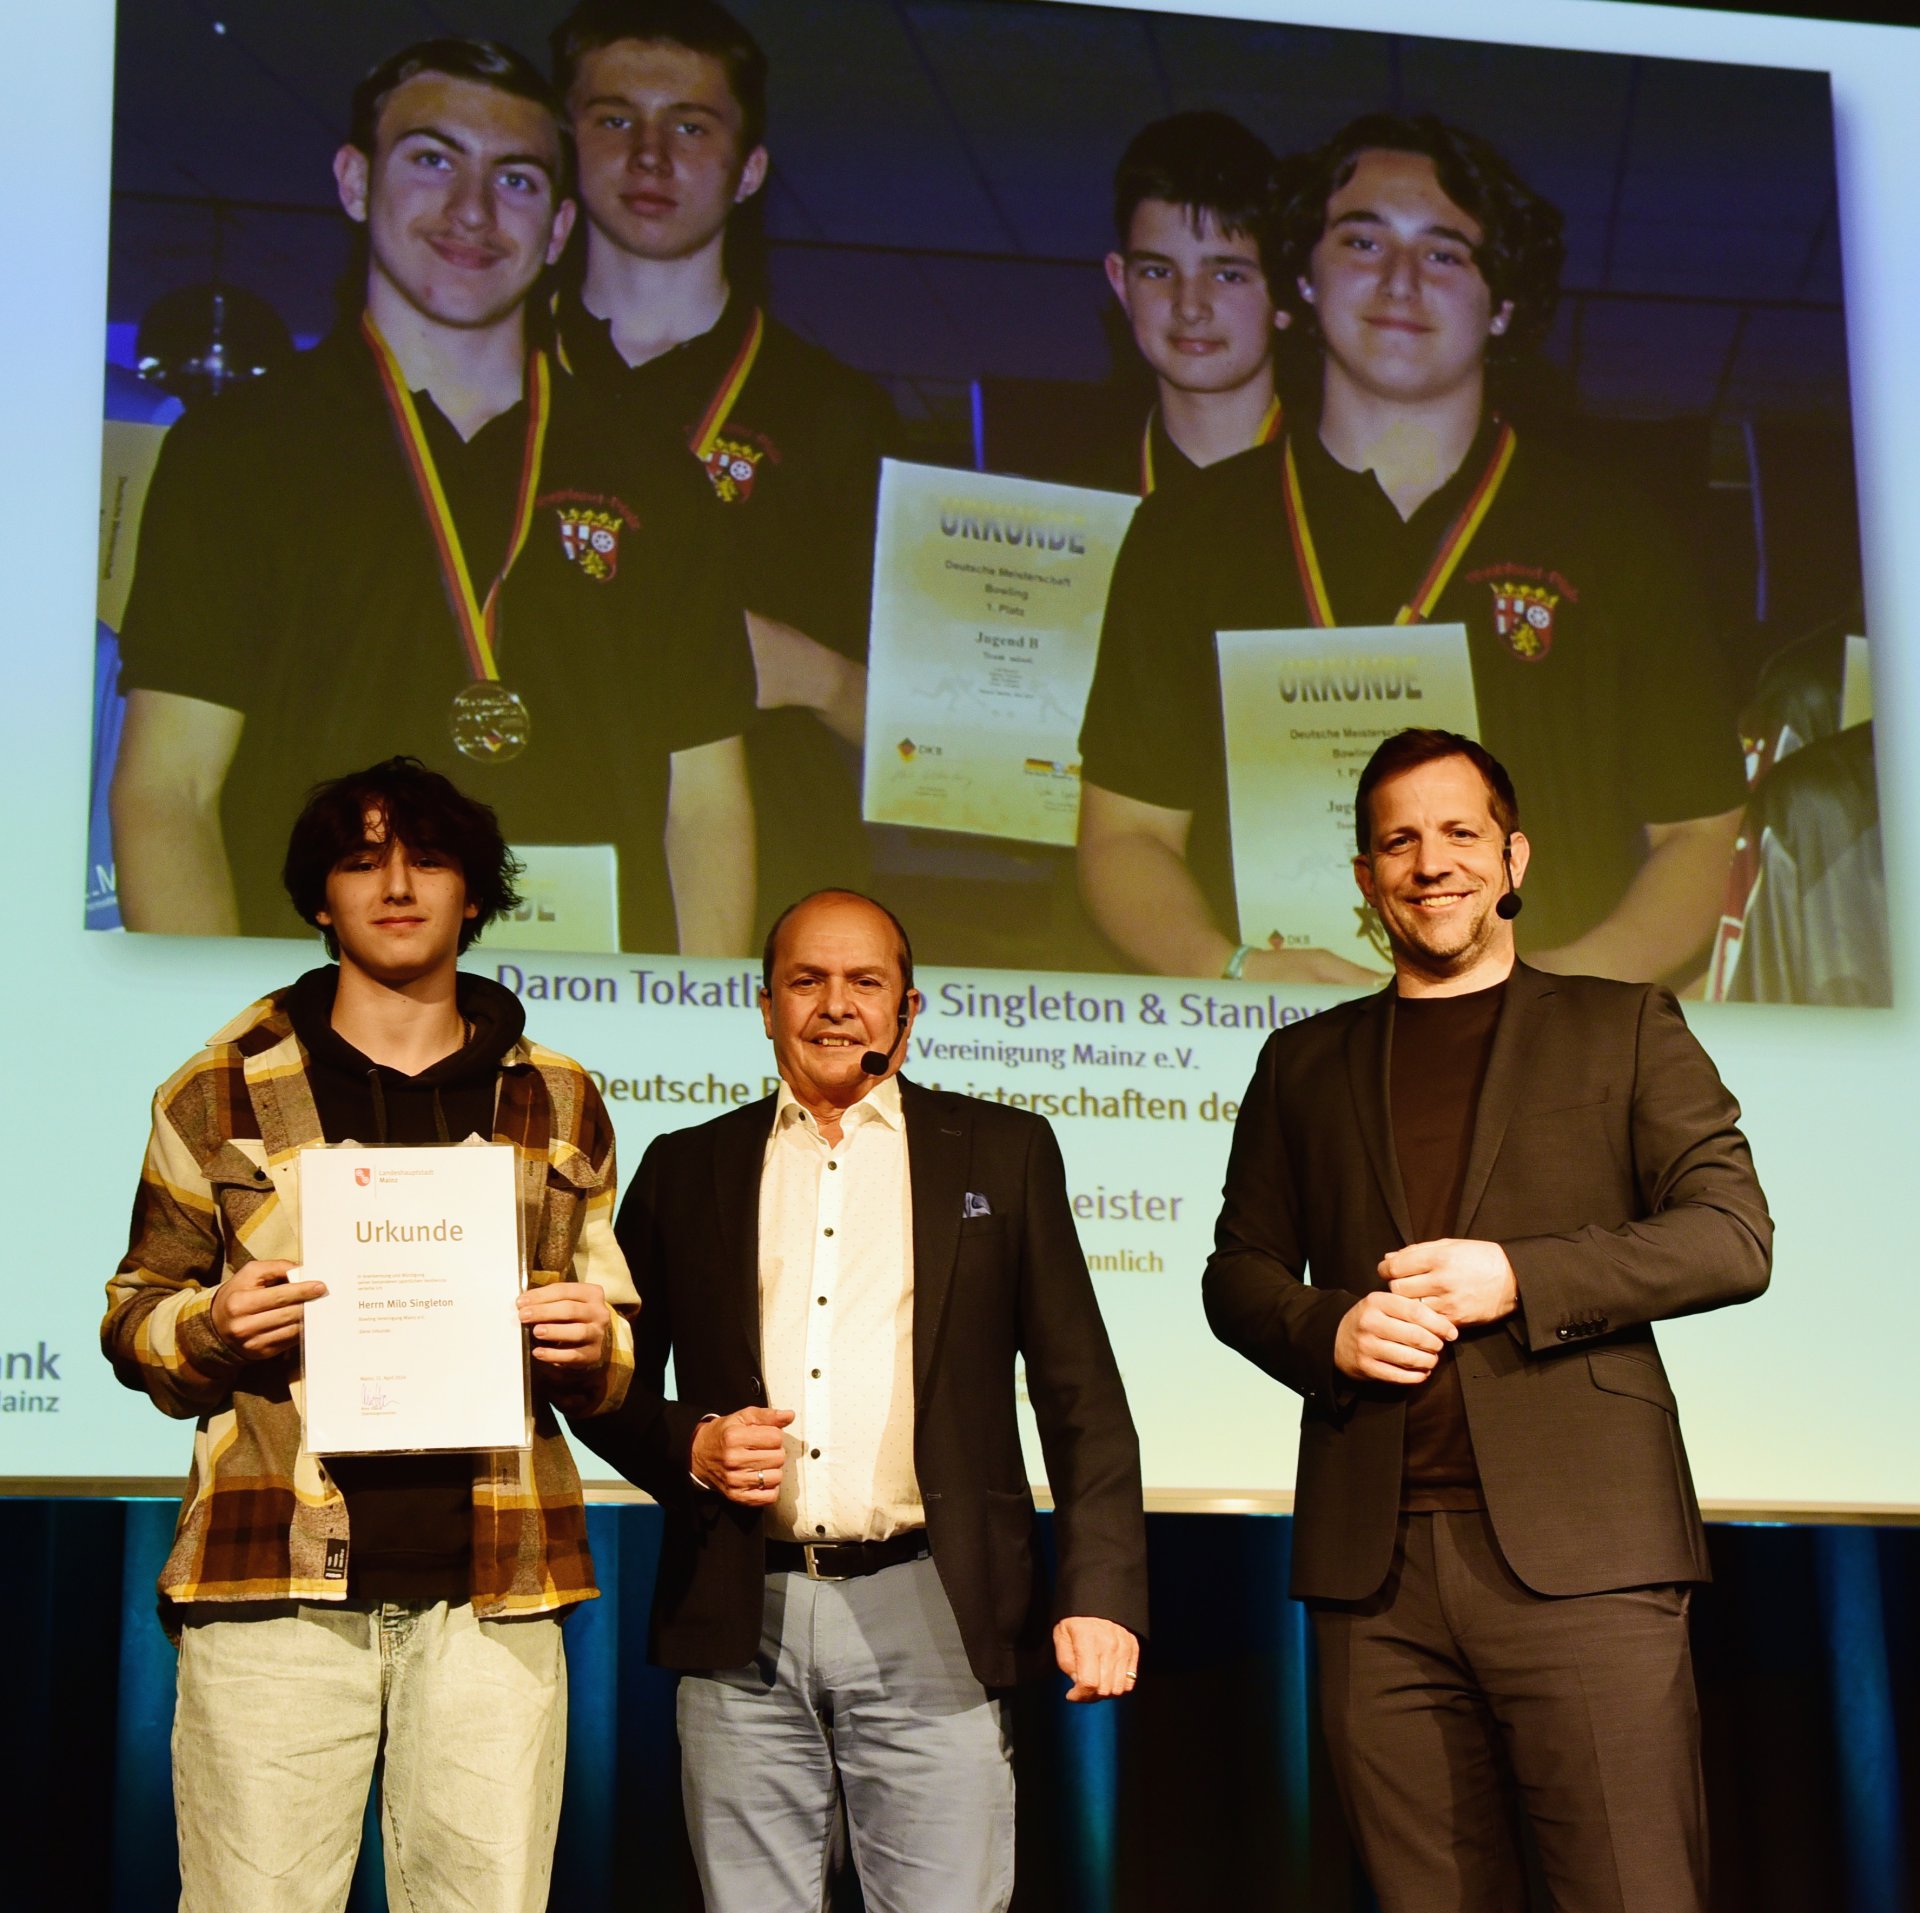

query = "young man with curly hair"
[1078, 114, 1746, 987]
[103, 756, 639, 1913]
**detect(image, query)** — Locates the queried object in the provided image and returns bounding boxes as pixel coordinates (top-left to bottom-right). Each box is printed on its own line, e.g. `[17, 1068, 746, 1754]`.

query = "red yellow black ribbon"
[362, 312, 550, 682]
[689, 305, 765, 460]
[551, 295, 766, 473]
[1281, 421, 1517, 627]
[1141, 392, 1282, 497]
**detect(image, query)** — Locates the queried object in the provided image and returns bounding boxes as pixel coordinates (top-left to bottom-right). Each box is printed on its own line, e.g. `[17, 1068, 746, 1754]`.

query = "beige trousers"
[172, 1600, 567, 1913]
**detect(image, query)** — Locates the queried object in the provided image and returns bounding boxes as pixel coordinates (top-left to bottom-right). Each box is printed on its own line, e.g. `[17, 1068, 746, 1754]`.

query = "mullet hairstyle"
[760, 889, 916, 998]
[550, 0, 769, 153]
[283, 756, 524, 959]
[1279, 112, 1566, 361]
[1353, 729, 1520, 856]
[347, 37, 575, 196]
[1112, 110, 1289, 284]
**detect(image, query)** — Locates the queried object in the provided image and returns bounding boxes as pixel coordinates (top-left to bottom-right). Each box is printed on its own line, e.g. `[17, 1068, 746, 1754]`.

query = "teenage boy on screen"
[548, 0, 895, 920]
[103, 756, 638, 1911]
[111, 37, 756, 955]
[1078, 113, 1746, 984]
[1103, 110, 1293, 495]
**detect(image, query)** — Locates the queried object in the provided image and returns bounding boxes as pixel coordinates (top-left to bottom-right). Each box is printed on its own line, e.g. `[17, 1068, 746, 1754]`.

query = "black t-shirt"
[1080, 420, 1749, 955]
[555, 285, 898, 915]
[1389, 980, 1505, 1511]
[119, 327, 756, 951]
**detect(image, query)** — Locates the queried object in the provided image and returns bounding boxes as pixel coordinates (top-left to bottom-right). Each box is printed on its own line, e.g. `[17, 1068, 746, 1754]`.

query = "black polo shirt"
[1135, 409, 1203, 499]
[1079, 420, 1748, 955]
[118, 327, 755, 952]
[555, 285, 897, 915]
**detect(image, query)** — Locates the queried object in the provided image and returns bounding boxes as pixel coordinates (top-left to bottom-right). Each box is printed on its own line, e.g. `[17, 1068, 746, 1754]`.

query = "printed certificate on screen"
[1218, 624, 1478, 964]
[864, 460, 1138, 846]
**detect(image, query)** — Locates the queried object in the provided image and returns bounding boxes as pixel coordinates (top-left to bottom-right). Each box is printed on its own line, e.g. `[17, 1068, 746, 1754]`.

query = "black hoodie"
[284, 965, 527, 1603]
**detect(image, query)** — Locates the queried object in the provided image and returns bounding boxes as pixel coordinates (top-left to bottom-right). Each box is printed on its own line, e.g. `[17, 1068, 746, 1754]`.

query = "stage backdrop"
[0, 0, 1916, 1519]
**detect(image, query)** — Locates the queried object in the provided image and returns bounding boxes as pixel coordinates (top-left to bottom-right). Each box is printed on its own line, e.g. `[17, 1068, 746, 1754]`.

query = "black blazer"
[1204, 963, 1772, 1603]
[568, 1077, 1148, 1686]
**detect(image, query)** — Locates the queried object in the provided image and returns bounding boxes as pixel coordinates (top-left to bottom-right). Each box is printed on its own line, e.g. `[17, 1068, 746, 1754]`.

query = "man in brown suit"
[1205, 728, 1771, 1912]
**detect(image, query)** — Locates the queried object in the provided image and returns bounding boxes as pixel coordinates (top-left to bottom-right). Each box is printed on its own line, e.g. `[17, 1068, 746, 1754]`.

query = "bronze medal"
[449, 681, 531, 762]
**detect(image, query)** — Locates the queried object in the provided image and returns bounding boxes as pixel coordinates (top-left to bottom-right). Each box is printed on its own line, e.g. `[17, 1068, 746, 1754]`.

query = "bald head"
[761, 888, 914, 996]
[759, 889, 920, 1118]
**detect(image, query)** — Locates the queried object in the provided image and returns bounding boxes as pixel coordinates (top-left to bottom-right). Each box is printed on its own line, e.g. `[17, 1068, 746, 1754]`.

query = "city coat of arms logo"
[557, 507, 623, 581]
[1490, 579, 1559, 660]
[704, 436, 765, 505]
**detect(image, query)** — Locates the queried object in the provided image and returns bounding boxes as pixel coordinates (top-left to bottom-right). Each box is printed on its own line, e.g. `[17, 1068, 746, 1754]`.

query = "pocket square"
[962, 1192, 992, 1219]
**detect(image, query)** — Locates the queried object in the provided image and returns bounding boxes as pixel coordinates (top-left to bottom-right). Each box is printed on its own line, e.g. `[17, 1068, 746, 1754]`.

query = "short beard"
[1384, 899, 1497, 977]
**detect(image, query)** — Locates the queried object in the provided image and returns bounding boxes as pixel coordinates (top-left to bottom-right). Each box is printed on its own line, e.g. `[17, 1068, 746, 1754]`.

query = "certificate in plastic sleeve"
[298, 1143, 530, 1455]
[1216, 624, 1479, 965]
[862, 459, 1139, 845]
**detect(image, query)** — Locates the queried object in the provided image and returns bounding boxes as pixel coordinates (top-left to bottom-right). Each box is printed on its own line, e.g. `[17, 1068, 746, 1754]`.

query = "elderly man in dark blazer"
[1206, 728, 1770, 1913]
[569, 887, 1146, 1913]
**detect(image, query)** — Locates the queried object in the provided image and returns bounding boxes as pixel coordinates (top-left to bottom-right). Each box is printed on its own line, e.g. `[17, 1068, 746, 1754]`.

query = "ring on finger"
[754, 1471, 765, 1490]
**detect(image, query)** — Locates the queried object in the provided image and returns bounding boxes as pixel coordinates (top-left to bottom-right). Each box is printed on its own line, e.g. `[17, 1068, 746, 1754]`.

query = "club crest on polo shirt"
[541, 490, 641, 583]
[1489, 579, 1560, 661]
[557, 507, 622, 580]
[703, 434, 765, 505]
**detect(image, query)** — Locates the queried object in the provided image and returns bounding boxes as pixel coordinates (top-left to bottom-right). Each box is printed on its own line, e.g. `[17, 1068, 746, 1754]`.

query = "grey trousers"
[677, 1553, 1015, 1913]
[1311, 1508, 1706, 1913]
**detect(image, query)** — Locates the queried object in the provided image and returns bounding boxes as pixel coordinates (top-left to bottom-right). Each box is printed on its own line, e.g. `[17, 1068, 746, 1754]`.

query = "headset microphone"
[1494, 839, 1524, 921]
[860, 1001, 912, 1077]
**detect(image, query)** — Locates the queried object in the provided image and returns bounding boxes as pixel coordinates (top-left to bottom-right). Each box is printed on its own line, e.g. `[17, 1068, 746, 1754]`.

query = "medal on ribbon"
[447, 681, 533, 759]
[362, 313, 550, 762]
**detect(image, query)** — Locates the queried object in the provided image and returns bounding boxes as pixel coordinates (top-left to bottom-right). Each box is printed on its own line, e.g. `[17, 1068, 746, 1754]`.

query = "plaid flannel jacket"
[102, 985, 640, 1618]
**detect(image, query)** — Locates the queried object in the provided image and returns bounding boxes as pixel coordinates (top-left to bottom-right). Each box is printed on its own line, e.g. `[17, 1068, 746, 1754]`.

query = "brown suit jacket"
[567, 1077, 1149, 1686]
[1203, 962, 1772, 1602]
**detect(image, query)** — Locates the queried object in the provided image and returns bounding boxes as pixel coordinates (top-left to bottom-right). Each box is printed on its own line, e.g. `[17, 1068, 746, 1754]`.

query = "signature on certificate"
[361, 1379, 396, 1413]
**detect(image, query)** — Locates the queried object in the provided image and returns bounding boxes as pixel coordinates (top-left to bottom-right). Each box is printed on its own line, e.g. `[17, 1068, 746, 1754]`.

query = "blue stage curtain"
[1, 1500, 1911, 1912]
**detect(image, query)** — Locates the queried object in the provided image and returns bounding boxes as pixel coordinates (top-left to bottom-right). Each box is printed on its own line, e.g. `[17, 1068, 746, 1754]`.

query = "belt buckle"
[801, 1542, 848, 1582]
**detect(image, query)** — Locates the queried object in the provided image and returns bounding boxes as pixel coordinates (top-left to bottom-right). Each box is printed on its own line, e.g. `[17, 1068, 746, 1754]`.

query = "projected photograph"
[88, 0, 1885, 1004]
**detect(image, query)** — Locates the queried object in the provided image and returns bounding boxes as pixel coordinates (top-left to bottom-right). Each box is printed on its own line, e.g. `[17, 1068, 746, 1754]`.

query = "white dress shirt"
[758, 1077, 923, 1543]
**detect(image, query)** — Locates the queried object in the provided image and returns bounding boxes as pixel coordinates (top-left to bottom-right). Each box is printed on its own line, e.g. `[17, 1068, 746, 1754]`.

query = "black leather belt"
[765, 1531, 930, 1582]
